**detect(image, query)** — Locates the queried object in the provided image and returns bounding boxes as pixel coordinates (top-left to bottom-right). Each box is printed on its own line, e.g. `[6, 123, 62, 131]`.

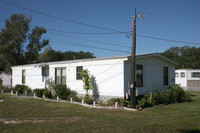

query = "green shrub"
[0, 81, 2, 89]
[124, 100, 131, 108]
[43, 90, 52, 98]
[171, 84, 192, 102]
[0, 86, 15, 93]
[151, 85, 192, 106]
[107, 97, 125, 106]
[34, 89, 45, 97]
[137, 94, 153, 107]
[15, 84, 31, 94]
[84, 94, 94, 104]
[69, 90, 81, 102]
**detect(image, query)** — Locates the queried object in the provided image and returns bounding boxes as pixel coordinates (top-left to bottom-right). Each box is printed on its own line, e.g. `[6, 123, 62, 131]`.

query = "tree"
[162, 46, 200, 69]
[38, 46, 96, 63]
[0, 14, 49, 71]
[25, 26, 49, 63]
[81, 69, 92, 95]
[0, 14, 30, 71]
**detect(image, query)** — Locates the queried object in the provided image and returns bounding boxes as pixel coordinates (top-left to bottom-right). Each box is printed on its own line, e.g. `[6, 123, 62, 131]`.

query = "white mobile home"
[175, 69, 200, 91]
[12, 53, 177, 99]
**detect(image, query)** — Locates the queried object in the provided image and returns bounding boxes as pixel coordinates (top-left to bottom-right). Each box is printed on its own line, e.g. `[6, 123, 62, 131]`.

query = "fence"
[0, 90, 139, 111]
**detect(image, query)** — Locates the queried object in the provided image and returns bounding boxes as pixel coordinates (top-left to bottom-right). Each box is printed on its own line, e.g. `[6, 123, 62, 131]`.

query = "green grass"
[0, 92, 200, 133]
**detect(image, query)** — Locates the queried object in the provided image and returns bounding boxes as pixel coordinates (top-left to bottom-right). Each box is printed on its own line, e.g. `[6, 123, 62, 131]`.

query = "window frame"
[22, 69, 26, 84]
[55, 67, 66, 85]
[192, 72, 200, 78]
[180, 72, 185, 78]
[42, 66, 49, 81]
[175, 73, 179, 78]
[76, 66, 83, 80]
[136, 64, 143, 87]
[163, 67, 168, 86]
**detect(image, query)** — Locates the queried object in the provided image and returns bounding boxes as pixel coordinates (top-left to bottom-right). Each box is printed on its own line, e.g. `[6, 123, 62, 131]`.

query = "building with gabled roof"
[12, 53, 177, 100]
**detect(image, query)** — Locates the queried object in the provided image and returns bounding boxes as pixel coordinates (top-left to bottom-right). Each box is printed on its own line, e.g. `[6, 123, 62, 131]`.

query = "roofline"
[176, 69, 200, 71]
[11, 52, 177, 68]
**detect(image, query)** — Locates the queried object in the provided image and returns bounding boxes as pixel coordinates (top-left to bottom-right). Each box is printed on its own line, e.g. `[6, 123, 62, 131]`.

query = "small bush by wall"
[0, 86, 15, 93]
[84, 94, 95, 104]
[34, 89, 45, 97]
[53, 84, 78, 101]
[15, 84, 31, 94]
[107, 97, 130, 107]
[43, 90, 52, 98]
[137, 84, 192, 108]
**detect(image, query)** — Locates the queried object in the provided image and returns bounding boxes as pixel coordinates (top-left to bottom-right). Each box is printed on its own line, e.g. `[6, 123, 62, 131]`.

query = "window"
[55, 67, 66, 85]
[42, 67, 49, 81]
[163, 67, 168, 86]
[136, 65, 143, 87]
[192, 72, 200, 78]
[181, 72, 185, 78]
[22, 69, 25, 84]
[175, 73, 179, 78]
[76, 66, 83, 80]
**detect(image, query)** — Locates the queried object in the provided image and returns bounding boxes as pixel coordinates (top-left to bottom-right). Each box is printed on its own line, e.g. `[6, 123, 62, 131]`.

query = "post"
[11, 90, 13, 95]
[82, 99, 84, 105]
[25, 91, 27, 95]
[43, 94, 45, 99]
[115, 102, 118, 108]
[93, 101, 96, 107]
[70, 97, 72, 103]
[1, 90, 3, 93]
[57, 96, 59, 101]
[130, 8, 137, 108]
[16, 91, 18, 96]
[33, 93, 36, 98]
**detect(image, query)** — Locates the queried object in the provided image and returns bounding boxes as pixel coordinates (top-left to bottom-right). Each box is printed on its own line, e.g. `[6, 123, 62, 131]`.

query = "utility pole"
[130, 8, 137, 108]
[130, 8, 145, 108]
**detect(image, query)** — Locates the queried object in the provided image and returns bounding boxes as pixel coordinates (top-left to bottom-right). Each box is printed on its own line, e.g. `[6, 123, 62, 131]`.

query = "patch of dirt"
[0, 117, 82, 124]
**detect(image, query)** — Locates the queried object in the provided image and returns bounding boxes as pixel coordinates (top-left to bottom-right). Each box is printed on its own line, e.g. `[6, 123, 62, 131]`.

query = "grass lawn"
[0, 92, 200, 133]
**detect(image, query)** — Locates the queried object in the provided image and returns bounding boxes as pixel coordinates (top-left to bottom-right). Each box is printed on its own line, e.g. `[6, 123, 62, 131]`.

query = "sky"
[0, 0, 200, 58]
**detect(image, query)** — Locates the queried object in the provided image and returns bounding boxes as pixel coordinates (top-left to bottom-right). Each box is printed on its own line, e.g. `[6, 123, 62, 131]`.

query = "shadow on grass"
[179, 130, 200, 133]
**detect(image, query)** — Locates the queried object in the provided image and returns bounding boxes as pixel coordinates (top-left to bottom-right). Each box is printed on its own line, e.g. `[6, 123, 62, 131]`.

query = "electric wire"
[49, 39, 131, 54]
[0, 0, 128, 34]
[47, 31, 131, 48]
[137, 34, 200, 45]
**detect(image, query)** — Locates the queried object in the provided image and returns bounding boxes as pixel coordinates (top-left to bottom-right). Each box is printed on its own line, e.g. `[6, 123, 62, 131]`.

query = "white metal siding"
[124, 56, 175, 95]
[12, 67, 44, 89]
[49, 59, 125, 97]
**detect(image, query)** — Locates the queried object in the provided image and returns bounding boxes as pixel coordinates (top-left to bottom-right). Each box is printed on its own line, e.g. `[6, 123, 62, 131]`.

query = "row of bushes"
[0, 83, 32, 95]
[1, 83, 192, 107]
[137, 84, 192, 107]
[34, 84, 81, 101]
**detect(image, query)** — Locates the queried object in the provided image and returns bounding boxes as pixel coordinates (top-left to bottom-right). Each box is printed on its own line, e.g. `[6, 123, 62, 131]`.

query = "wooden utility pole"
[130, 8, 137, 108]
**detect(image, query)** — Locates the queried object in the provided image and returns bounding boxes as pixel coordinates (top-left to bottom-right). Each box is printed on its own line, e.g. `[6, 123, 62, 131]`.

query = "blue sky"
[0, 0, 200, 57]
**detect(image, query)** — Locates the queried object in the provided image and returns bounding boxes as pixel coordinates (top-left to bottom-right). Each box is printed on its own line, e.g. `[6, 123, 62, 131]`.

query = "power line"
[0, 16, 122, 35]
[137, 34, 200, 45]
[47, 31, 131, 49]
[1, 14, 199, 46]
[0, 0, 128, 34]
[29, 25, 121, 35]
[49, 39, 131, 54]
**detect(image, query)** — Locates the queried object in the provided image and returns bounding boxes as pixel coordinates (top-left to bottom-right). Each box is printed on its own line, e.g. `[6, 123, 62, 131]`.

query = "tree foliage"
[162, 46, 200, 69]
[81, 69, 93, 94]
[0, 14, 95, 72]
[0, 14, 49, 72]
[38, 46, 95, 63]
